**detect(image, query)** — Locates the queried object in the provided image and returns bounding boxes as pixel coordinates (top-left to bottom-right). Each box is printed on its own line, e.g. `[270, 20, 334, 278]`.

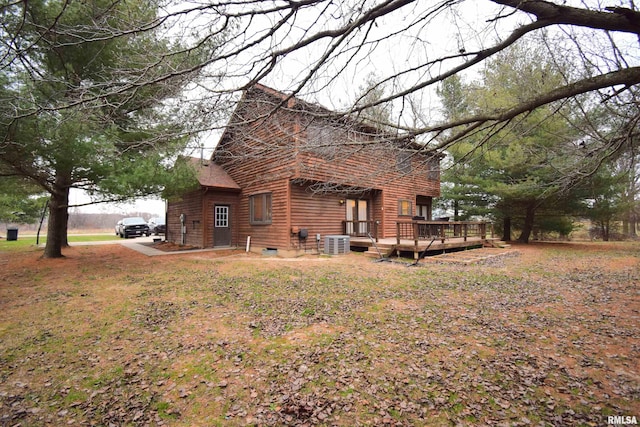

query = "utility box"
[324, 235, 350, 255]
[6, 228, 18, 241]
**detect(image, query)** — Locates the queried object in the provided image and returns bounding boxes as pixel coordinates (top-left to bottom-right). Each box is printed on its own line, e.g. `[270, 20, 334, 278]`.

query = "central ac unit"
[324, 235, 350, 255]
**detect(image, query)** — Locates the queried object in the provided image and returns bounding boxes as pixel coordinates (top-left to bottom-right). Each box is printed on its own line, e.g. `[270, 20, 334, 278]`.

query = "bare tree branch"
[493, 0, 640, 34]
[428, 66, 640, 149]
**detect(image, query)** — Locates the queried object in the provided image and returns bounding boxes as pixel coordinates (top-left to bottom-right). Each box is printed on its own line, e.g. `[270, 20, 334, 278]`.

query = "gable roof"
[213, 84, 421, 160]
[186, 157, 240, 190]
[246, 83, 398, 136]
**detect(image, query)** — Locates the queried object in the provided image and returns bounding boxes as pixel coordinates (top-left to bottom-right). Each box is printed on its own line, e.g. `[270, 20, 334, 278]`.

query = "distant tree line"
[3, 212, 158, 233]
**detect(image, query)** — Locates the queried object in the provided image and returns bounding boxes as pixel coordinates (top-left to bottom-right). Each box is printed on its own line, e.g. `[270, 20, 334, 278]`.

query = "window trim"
[398, 199, 413, 216]
[249, 192, 272, 225]
[215, 205, 229, 228]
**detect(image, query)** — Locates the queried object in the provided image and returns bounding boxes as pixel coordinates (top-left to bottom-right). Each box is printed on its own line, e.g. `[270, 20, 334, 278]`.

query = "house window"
[249, 193, 272, 225]
[396, 151, 412, 174]
[307, 122, 339, 160]
[427, 157, 440, 180]
[398, 199, 413, 216]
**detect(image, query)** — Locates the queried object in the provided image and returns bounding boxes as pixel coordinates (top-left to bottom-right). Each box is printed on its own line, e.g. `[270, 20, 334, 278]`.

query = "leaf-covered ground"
[0, 242, 638, 426]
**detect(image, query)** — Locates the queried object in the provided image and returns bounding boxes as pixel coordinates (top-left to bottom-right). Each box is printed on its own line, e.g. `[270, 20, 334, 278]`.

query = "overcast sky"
[72, 189, 166, 215]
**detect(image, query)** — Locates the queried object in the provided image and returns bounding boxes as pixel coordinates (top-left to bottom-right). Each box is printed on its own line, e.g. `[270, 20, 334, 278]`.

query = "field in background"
[0, 233, 121, 252]
[3, 210, 159, 233]
[0, 241, 638, 426]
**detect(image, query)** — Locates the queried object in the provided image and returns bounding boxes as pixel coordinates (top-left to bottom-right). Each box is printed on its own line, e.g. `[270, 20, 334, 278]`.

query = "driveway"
[69, 235, 159, 246]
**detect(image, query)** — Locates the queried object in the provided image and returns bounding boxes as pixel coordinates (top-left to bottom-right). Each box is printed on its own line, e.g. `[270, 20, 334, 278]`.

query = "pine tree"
[0, 0, 216, 257]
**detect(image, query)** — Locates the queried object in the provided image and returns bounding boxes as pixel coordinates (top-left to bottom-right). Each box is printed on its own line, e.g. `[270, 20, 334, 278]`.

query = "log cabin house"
[166, 84, 490, 257]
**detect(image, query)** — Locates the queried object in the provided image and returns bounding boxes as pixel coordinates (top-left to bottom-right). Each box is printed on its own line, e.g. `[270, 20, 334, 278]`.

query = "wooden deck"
[344, 220, 502, 259]
[350, 236, 500, 259]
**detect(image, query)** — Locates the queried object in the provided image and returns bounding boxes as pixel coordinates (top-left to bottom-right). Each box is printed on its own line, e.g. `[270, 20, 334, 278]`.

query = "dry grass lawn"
[0, 241, 638, 426]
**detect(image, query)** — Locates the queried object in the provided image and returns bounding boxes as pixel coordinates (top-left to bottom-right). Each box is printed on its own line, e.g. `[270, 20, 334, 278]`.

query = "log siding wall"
[174, 85, 441, 251]
[166, 190, 203, 247]
[167, 189, 240, 247]
[289, 183, 348, 251]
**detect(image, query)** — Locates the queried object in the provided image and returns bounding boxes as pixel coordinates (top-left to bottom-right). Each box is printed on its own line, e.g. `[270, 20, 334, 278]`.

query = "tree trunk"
[602, 219, 610, 241]
[42, 174, 71, 258]
[502, 216, 512, 242]
[626, 211, 638, 238]
[517, 202, 536, 243]
[43, 194, 67, 258]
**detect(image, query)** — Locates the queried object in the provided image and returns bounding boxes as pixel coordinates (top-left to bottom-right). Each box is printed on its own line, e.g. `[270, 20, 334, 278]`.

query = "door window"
[417, 204, 430, 220]
[346, 199, 368, 235]
[215, 206, 229, 228]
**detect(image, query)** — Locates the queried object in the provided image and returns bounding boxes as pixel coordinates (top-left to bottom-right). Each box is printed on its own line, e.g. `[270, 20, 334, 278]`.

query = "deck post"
[413, 222, 419, 252]
[440, 224, 445, 243]
[396, 222, 401, 245]
[481, 223, 486, 239]
[463, 223, 468, 241]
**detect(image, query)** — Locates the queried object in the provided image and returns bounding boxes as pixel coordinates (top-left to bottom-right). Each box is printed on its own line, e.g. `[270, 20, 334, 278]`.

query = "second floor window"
[307, 123, 339, 160]
[427, 157, 440, 180]
[396, 151, 412, 174]
[250, 193, 272, 224]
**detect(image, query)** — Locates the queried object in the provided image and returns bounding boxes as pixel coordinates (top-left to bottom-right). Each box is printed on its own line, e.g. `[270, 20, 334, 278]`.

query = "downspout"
[288, 97, 300, 251]
[203, 186, 208, 248]
[180, 213, 186, 245]
[163, 199, 168, 242]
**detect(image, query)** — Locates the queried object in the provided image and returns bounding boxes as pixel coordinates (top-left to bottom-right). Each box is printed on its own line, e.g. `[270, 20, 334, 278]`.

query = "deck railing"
[396, 220, 488, 245]
[342, 220, 378, 241]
